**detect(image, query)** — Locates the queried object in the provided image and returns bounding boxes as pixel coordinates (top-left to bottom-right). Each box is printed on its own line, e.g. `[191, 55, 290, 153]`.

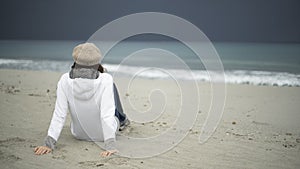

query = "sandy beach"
[0, 69, 300, 169]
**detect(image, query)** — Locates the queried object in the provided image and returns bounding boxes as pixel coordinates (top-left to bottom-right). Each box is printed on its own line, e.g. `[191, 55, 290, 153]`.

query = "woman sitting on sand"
[34, 43, 129, 157]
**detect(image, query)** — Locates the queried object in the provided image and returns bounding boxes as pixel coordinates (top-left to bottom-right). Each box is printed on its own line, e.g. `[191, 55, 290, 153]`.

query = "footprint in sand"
[0, 137, 26, 148]
[52, 154, 66, 160]
[78, 160, 105, 167]
[0, 150, 22, 164]
[78, 157, 129, 167]
[102, 157, 129, 165]
[0, 137, 29, 164]
[51, 144, 68, 160]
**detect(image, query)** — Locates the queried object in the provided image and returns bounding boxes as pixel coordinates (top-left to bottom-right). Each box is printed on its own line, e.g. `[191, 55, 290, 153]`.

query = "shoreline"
[0, 68, 299, 87]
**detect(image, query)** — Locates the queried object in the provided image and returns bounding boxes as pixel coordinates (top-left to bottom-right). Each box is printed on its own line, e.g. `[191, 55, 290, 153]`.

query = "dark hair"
[98, 64, 104, 73]
[71, 62, 104, 73]
[71, 62, 76, 69]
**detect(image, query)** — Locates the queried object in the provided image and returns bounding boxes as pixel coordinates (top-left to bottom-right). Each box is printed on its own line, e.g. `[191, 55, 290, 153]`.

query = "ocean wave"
[104, 63, 300, 87]
[0, 58, 299, 87]
[0, 58, 72, 72]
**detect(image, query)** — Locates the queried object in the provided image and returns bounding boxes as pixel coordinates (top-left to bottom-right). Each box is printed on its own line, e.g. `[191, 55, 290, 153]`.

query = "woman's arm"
[100, 74, 118, 156]
[34, 76, 69, 155]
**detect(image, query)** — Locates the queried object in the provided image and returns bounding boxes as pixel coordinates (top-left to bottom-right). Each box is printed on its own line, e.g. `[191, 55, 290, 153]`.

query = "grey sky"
[0, 0, 299, 42]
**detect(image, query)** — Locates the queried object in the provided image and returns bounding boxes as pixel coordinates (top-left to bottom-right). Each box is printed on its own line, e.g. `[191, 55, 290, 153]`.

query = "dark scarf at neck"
[69, 63, 99, 79]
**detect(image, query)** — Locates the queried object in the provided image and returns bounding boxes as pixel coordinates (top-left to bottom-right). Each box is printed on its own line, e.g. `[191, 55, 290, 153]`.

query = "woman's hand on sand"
[100, 150, 117, 157]
[34, 146, 52, 155]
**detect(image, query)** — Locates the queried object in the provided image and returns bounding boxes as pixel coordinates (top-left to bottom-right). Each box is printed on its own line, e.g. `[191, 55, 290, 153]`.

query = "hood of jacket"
[72, 78, 99, 100]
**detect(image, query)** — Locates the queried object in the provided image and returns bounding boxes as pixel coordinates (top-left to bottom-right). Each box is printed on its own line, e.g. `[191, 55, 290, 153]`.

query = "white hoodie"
[47, 72, 118, 143]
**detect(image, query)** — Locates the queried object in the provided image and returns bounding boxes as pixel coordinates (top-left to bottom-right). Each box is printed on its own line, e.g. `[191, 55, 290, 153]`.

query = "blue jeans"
[113, 83, 127, 123]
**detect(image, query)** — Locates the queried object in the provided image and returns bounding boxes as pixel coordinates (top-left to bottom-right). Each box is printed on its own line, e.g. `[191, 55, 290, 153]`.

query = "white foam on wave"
[0, 58, 34, 64]
[0, 58, 299, 87]
[224, 70, 300, 87]
[0, 58, 72, 72]
[104, 63, 300, 87]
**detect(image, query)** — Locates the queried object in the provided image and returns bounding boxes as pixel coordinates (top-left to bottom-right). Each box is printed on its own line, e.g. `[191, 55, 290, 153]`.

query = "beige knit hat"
[72, 43, 102, 66]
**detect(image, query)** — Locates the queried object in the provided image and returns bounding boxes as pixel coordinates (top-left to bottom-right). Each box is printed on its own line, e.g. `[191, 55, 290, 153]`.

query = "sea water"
[0, 40, 299, 86]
